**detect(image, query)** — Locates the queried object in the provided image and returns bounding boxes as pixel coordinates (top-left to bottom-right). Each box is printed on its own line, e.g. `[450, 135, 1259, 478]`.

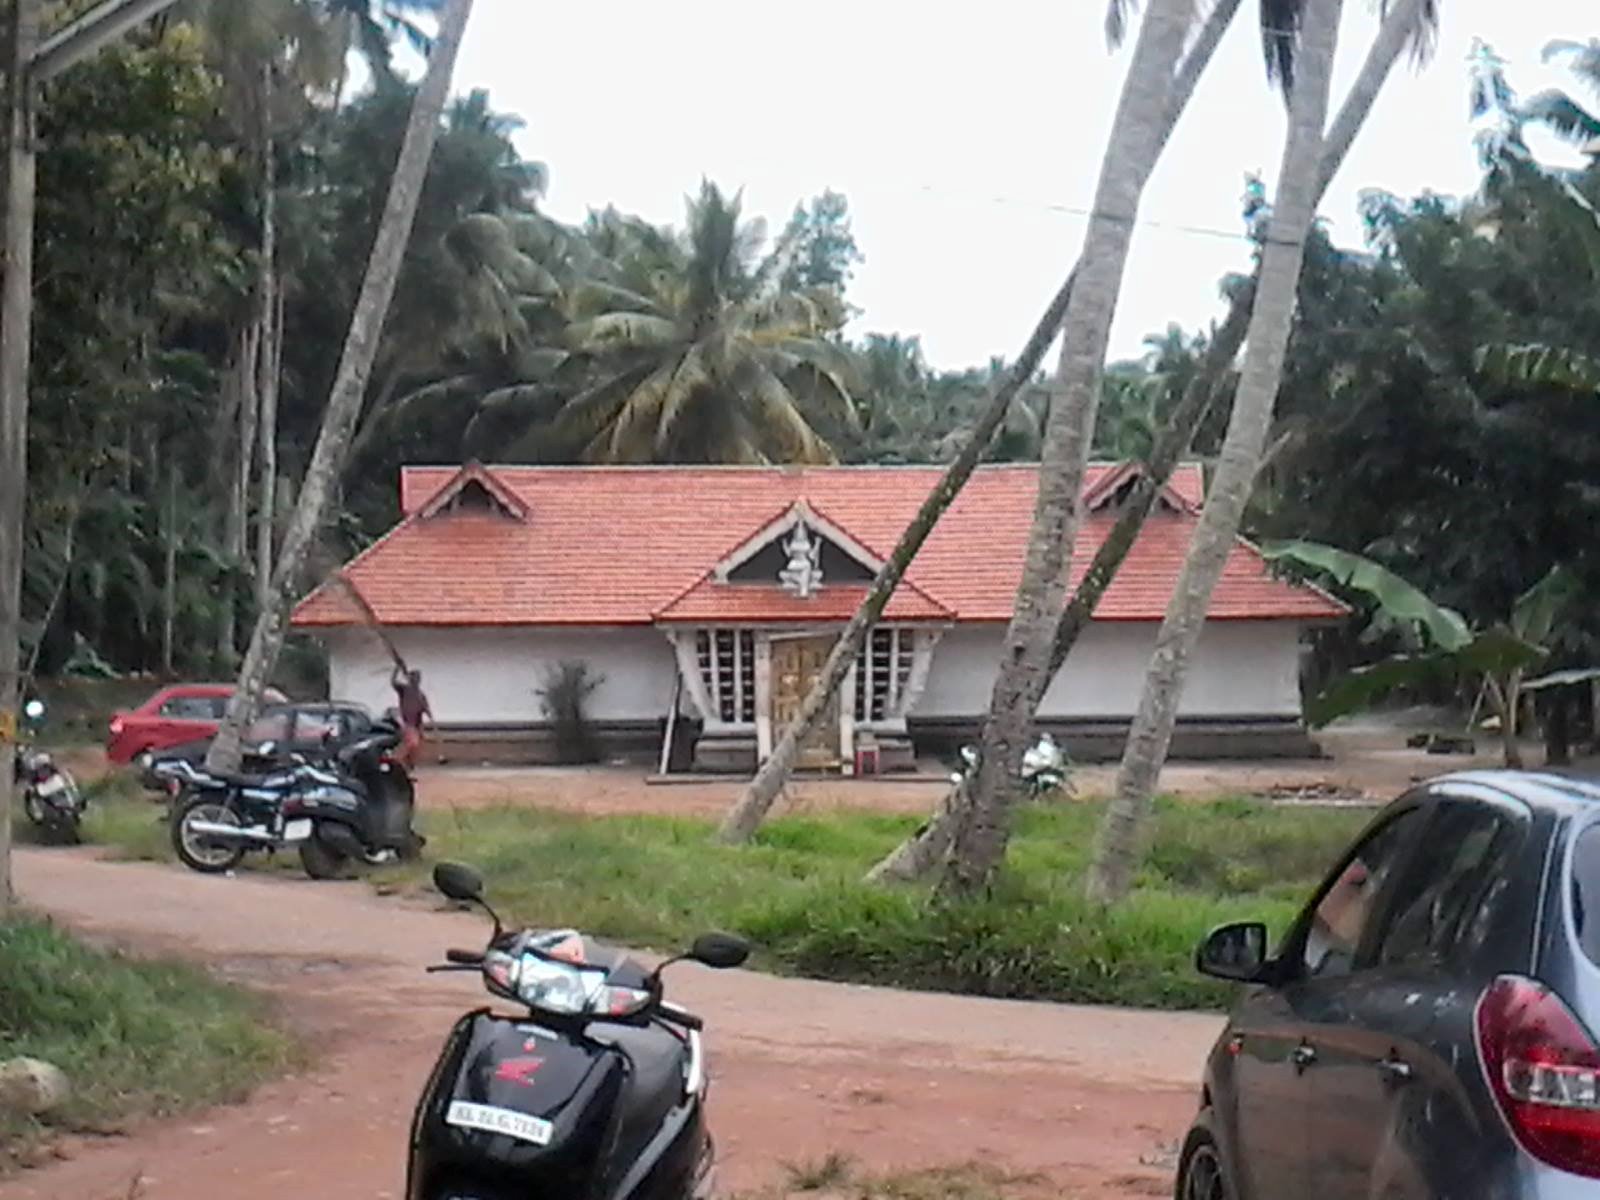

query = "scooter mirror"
[434, 861, 486, 903]
[689, 931, 750, 970]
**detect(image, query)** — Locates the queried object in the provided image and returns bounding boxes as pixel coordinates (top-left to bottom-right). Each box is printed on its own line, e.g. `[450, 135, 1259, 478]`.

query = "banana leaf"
[1511, 564, 1579, 645]
[1522, 667, 1600, 692]
[1306, 628, 1546, 727]
[1261, 540, 1472, 652]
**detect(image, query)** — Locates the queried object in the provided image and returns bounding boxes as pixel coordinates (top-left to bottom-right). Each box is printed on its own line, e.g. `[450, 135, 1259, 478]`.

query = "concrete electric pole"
[0, 0, 186, 908]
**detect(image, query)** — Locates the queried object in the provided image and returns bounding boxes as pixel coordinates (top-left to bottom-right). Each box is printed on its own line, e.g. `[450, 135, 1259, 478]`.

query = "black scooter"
[160, 717, 423, 879]
[410, 862, 749, 1200]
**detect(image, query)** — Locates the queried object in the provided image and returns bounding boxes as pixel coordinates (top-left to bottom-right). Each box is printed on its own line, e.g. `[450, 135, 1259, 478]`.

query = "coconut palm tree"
[1522, 39, 1600, 151]
[716, 0, 1245, 846]
[538, 181, 860, 465]
[207, 0, 476, 774]
[1084, 0, 1445, 904]
[864, 0, 1441, 888]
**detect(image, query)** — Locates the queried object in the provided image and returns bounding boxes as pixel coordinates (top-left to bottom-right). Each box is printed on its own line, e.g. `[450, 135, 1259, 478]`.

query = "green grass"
[383, 796, 1367, 1010]
[67, 784, 1370, 1011]
[14, 770, 171, 858]
[0, 914, 295, 1166]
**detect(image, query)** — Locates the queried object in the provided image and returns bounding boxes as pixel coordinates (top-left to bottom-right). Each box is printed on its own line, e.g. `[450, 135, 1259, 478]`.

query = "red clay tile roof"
[292, 463, 1347, 628]
[655, 579, 955, 624]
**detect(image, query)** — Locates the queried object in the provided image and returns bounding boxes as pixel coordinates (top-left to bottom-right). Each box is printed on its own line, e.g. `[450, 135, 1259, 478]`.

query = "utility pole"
[0, 0, 185, 909]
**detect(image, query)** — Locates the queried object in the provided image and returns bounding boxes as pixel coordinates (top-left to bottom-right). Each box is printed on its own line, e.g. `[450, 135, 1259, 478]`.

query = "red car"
[106, 683, 288, 766]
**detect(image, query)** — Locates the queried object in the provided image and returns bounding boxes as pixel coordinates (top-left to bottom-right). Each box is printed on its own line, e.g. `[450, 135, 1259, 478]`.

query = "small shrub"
[537, 660, 604, 764]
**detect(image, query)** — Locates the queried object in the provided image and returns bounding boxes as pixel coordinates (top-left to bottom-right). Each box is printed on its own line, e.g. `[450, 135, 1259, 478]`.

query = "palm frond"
[741, 364, 838, 465]
[1475, 343, 1600, 394]
[1105, 0, 1138, 48]
[1259, 0, 1305, 94]
[1543, 37, 1600, 98]
[567, 312, 681, 352]
[653, 348, 712, 455]
[1519, 89, 1600, 146]
[548, 363, 657, 450]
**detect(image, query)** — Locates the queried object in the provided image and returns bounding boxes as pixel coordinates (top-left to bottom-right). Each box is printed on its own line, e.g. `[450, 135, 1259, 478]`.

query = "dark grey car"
[1178, 771, 1600, 1199]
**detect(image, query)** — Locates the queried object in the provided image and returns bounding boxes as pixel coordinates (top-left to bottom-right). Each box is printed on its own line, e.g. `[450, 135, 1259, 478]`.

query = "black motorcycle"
[160, 717, 424, 879]
[411, 862, 749, 1200]
[12, 699, 86, 842]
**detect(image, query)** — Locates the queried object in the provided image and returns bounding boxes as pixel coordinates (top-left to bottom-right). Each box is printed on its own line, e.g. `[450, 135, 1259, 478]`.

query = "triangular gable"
[416, 461, 529, 522]
[1082, 460, 1196, 515]
[712, 500, 885, 582]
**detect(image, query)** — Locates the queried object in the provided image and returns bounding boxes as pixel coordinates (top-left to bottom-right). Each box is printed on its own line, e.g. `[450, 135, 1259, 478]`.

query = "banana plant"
[1262, 540, 1589, 768]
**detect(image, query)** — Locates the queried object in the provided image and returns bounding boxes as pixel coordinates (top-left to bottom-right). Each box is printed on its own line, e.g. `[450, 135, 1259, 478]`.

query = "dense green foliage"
[18, 11, 1600, 741]
[0, 914, 292, 1163]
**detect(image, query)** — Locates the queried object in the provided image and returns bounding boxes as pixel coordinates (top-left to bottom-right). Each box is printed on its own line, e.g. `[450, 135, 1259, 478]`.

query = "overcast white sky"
[443, 0, 1592, 369]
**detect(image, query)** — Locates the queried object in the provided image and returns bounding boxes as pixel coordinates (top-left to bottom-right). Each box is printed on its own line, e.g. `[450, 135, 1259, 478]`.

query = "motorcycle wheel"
[171, 795, 247, 874]
[299, 833, 353, 881]
[22, 790, 46, 827]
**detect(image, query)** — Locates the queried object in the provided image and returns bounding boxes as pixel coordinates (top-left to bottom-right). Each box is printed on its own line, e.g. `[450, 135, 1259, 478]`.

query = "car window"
[159, 695, 215, 720]
[206, 697, 230, 720]
[1371, 800, 1517, 968]
[1570, 825, 1600, 970]
[248, 712, 291, 743]
[294, 711, 342, 744]
[1302, 809, 1421, 980]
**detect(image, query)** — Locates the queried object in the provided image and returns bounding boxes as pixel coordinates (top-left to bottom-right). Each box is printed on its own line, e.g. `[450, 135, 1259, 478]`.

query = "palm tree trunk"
[218, 324, 260, 666]
[22, 498, 76, 688]
[0, 0, 39, 911]
[867, 285, 1253, 883]
[206, 0, 476, 775]
[877, 0, 1438, 893]
[163, 465, 177, 675]
[716, 270, 1078, 844]
[1085, 0, 1345, 906]
[255, 63, 281, 613]
[717, 0, 1242, 847]
[939, 0, 1196, 897]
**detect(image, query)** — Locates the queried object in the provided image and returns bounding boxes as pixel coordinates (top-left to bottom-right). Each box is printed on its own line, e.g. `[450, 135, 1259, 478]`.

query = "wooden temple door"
[770, 635, 841, 769]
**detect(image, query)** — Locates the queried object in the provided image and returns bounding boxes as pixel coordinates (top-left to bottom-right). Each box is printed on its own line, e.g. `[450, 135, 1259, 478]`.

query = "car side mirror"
[689, 932, 750, 970]
[434, 861, 486, 903]
[1196, 921, 1269, 983]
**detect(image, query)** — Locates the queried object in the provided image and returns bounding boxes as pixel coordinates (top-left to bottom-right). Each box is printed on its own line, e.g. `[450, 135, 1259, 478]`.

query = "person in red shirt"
[391, 665, 433, 767]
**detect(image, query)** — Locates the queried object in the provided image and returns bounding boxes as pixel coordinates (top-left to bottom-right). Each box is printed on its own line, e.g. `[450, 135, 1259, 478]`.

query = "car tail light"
[1477, 974, 1600, 1178]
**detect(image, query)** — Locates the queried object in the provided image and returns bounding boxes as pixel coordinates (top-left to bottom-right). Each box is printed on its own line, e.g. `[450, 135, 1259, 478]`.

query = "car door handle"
[1292, 1043, 1317, 1070]
[1378, 1056, 1413, 1085]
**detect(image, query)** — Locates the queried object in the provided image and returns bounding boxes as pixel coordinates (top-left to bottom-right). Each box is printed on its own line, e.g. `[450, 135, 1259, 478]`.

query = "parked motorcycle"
[410, 861, 750, 1200]
[159, 716, 424, 879]
[950, 731, 1070, 799]
[12, 699, 86, 842]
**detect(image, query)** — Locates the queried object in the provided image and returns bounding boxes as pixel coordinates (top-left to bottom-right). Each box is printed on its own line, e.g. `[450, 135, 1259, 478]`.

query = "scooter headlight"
[514, 954, 608, 1016]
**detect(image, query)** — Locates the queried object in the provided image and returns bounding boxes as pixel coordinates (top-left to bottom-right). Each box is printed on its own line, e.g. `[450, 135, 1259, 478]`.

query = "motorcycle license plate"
[445, 1101, 553, 1147]
[36, 776, 66, 798]
[282, 818, 313, 842]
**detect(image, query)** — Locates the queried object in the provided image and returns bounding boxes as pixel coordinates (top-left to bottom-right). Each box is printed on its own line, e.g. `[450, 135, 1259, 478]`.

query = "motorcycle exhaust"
[185, 819, 278, 843]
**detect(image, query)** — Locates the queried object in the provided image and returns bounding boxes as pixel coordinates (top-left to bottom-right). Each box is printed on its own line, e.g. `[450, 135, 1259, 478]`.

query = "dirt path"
[10, 848, 1222, 1199]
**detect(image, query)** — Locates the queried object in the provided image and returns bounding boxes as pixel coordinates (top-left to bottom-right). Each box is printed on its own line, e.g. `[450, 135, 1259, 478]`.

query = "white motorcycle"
[951, 732, 1071, 800]
[13, 699, 86, 843]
